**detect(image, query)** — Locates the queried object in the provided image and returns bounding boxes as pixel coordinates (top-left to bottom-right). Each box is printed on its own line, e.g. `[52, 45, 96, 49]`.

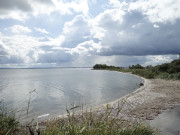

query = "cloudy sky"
[0, 0, 180, 68]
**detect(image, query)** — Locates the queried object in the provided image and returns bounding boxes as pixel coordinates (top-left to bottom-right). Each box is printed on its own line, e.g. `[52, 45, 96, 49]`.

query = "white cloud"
[0, 0, 32, 21]
[1, 0, 180, 67]
[94, 9, 125, 26]
[6, 25, 32, 34]
[144, 55, 178, 66]
[0, 32, 75, 65]
[153, 24, 159, 28]
[34, 27, 49, 34]
[109, 0, 128, 10]
[60, 15, 92, 48]
[1, 35, 39, 63]
[129, 0, 180, 24]
[88, 3, 180, 57]
[52, 0, 89, 15]
[0, 11, 29, 22]
[0, 0, 53, 21]
[89, 0, 97, 4]
[0, 0, 90, 21]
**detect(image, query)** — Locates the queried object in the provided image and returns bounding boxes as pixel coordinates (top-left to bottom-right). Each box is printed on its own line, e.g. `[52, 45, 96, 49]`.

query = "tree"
[93, 64, 109, 69]
[129, 64, 144, 69]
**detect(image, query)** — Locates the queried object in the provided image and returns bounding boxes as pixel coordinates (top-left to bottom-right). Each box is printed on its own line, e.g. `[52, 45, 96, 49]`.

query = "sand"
[92, 77, 180, 122]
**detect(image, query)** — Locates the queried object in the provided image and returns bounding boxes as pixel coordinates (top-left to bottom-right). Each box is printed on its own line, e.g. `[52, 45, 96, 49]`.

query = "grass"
[35, 104, 157, 135]
[0, 101, 19, 135]
[0, 101, 158, 135]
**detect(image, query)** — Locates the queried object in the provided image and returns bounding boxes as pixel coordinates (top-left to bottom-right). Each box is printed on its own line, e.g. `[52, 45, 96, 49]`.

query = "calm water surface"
[0, 68, 142, 121]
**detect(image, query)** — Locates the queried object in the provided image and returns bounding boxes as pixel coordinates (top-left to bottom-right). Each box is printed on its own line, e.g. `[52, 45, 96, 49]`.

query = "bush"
[93, 64, 109, 69]
[131, 69, 155, 79]
[129, 64, 145, 69]
[93, 64, 121, 70]
[158, 72, 180, 80]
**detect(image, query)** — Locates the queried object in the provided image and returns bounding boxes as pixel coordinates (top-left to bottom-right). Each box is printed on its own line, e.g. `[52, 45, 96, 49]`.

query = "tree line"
[93, 58, 180, 80]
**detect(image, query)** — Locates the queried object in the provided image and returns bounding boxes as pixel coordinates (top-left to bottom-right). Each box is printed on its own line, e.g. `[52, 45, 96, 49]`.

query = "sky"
[0, 0, 180, 68]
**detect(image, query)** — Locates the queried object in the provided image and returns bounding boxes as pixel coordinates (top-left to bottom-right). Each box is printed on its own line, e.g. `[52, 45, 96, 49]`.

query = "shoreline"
[39, 71, 180, 125]
[90, 72, 180, 122]
[23, 71, 180, 132]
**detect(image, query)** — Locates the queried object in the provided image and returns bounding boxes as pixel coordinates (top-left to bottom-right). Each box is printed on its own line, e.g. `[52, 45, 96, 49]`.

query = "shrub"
[131, 69, 155, 79]
[158, 72, 180, 80]
[129, 64, 145, 69]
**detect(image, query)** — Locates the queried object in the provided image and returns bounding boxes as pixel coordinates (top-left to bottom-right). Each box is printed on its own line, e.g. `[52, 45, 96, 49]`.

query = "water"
[150, 106, 180, 135]
[0, 68, 142, 121]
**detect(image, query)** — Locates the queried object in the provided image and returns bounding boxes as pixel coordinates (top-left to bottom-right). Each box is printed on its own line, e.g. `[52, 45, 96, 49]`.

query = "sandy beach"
[92, 77, 180, 122]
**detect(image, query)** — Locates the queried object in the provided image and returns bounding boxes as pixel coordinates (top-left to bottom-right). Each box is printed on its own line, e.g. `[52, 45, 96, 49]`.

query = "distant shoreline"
[0, 67, 92, 69]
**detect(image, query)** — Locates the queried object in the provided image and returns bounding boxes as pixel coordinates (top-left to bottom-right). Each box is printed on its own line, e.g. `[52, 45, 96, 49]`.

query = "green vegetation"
[93, 58, 180, 80]
[93, 64, 121, 70]
[0, 101, 157, 135]
[38, 104, 156, 135]
[0, 101, 19, 135]
[129, 64, 145, 69]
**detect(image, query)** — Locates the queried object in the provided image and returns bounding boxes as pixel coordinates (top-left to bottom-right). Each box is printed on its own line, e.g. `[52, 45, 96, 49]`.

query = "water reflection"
[0, 68, 142, 121]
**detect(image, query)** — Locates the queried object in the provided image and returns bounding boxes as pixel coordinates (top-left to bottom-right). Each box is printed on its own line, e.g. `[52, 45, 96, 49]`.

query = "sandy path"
[92, 78, 180, 121]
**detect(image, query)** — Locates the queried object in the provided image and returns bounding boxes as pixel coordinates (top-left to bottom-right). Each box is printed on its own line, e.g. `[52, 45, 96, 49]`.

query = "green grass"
[0, 101, 19, 135]
[38, 104, 157, 135]
[0, 102, 158, 135]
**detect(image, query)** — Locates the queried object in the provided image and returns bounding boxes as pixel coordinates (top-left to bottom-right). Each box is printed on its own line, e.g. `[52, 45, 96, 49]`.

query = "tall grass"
[0, 101, 19, 135]
[1, 80, 159, 134]
[27, 104, 157, 135]
[0, 101, 158, 135]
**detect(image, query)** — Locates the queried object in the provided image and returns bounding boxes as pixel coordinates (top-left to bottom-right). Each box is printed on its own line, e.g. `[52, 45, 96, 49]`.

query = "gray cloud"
[0, 0, 53, 13]
[33, 0, 53, 5]
[0, 40, 24, 64]
[0, 44, 8, 56]
[37, 50, 73, 64]
[0, 55, 24, 64]
[61, 15, 92, 48]
[0, 0, 32, 12]
[31, 45, 73, 64]
[96, 10, 180, 56]
[0, 0, 180, 67]
[0, 0, 54, 21]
